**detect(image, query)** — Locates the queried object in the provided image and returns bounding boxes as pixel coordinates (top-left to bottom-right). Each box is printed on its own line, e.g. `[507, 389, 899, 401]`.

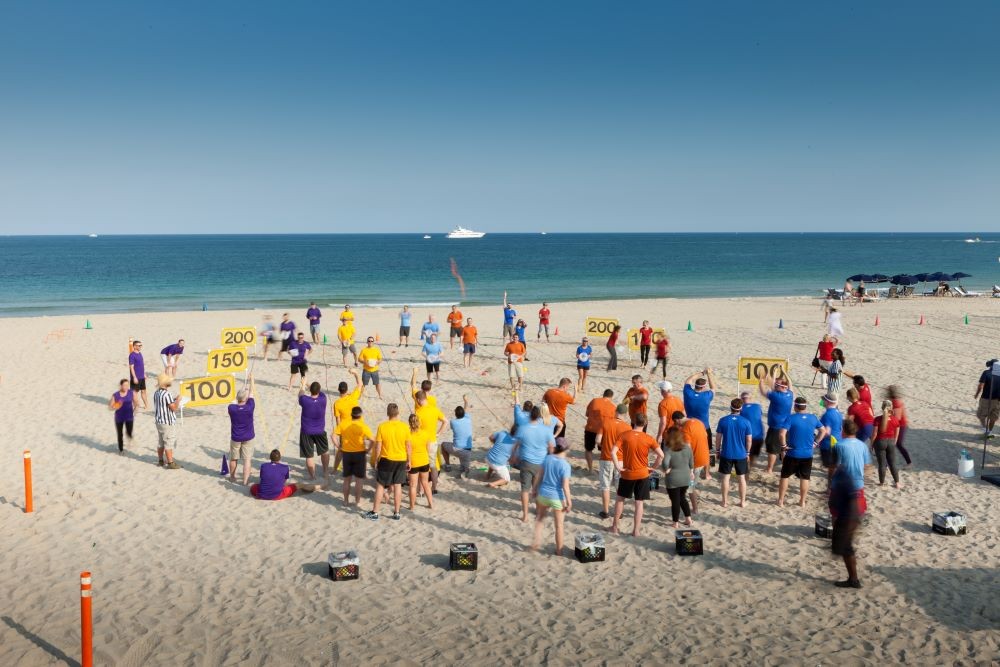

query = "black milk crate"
[450, 543, 478, 570]
[648, 471, 661, 491]
[327, 550, 360, 581]
[675, 529, 703, 556]
[574, 533, 606, 563]
[815, 513, 833, 539]
[932, 511, 967, 536]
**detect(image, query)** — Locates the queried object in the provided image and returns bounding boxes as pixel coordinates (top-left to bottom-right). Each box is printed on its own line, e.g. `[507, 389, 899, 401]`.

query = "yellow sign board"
[179, 374, 237, 407]
[737, 357, 789, 385]
[220, 327, 256, 348]
[206, 347, 249, 375]
[626, 327, 666, 351]
[584, 317, 619, 338]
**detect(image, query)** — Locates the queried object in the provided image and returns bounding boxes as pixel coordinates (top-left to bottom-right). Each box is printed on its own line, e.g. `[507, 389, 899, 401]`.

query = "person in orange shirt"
[611, 414, 663, 537]
[503, 334, 527, 391]
[675, 411, 709, 514]
[655, 381, 685, 443]
[583, 389, 616, 472]
[461, 317, 478, 368]
[625, 375, 649, 431]
[594, 403, 631, 518]
[446, 305, 464, 350]
[542, 378, 576, 439]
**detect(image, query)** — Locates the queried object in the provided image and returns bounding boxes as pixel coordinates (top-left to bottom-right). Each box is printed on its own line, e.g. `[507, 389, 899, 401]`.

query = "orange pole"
[80, 571, 93, 667]
[23, 450, 32, 513]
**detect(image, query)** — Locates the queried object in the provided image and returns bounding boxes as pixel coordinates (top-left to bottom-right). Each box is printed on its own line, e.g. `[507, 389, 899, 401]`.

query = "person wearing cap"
[337, 317, 358, 367]
[739, 391, 765, 469]
[655, 381, 684, 443]
[159, 339, 185, 377]
[583, 389, 616, 473]
[227, 374, 256, 485]
[504, 334, 527, 391]
[611, 413, 663, 537]
[683, 368, 716, 443]
[715, 398, 753, 507]
[502, 293, 517, 340]
[575, 337, 593, 391]
[819, 393, 844, 484]
[358, 337, 384, 399]
[286, 332, 312, 390]
[537, 302, 551, 342]
[975, 359, 1000, 438]
[759, 369, 795, 474]
[778, 396, 829, 507]
[128, 340, 149, 409]
[153, 373, 182, 469]
[306, 302, 322, 344]
[595, 403, 631, 519]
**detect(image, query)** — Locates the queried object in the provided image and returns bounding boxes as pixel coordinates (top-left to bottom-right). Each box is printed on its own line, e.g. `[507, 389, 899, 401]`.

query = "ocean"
[1, 233, 997, 316]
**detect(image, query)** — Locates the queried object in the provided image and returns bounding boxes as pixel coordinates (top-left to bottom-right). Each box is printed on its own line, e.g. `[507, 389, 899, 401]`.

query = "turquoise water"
[1, 233, 997, 316]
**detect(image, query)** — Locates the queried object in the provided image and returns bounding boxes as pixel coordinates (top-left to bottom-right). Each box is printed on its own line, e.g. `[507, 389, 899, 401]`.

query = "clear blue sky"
[1, 1, 997, 234]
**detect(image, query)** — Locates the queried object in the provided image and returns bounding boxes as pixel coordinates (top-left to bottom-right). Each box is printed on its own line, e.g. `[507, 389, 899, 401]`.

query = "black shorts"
[780, 456, 813, 480]
[341, 451, 367, 478]
[291, 362, 308, 375]
[616, 477, 651, 501]
[299, 432, 329, 458]
[831, 516, 858, 557]
[555, 422, 566, 439]
[749, 438, 765, 456]
[399, 326, 411, 336]
[409, 464, 430, 474]
[425, 361, 441, 373]
[584, 430, 598, 452]
[130, 378, 146, 391]
[376, 459, 407, 486]
[820, 448, 838, 467]
[281, 338, 293, 352]
[765, 428, 784, 454]
[718, 458, 749, 475]
[450, 326, 463, 338]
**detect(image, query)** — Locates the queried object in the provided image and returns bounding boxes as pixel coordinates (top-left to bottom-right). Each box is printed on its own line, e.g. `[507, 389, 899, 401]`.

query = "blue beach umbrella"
[913, 273, 930, 282]
[951, 272, 972, 279]
[846, 274, 873, 282]
[870, 274, 890, 283]
[927, 272, 951, 282]
[890, 274, 918, 285]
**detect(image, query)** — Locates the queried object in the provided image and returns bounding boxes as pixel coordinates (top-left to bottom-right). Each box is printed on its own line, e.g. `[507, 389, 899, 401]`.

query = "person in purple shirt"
[108, 378, 135, 454]
[251, 449, 298, 500]
[298, 381, 329, 480]
[286, 332, 312, 390]
[278, 313, 297, 360]
[160, 339, 185, 377]
[306, 302, 322, 344]
[228, 374, 256, 485]
[128, 340, 148, 409]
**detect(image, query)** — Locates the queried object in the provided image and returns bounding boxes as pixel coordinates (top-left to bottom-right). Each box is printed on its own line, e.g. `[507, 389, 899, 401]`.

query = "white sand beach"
[2, 295, 999, 665]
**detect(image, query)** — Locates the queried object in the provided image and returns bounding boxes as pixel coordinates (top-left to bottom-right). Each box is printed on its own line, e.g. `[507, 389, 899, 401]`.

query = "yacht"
[423, 235, 432, 239]
[965, 237, 982, 243]
[446, 226, 485, 239]
[88, 233, 98, 238]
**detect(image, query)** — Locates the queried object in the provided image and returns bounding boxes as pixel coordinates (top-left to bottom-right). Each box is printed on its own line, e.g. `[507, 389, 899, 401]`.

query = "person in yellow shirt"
[410, 368, 438, 411]
[330, 368, 361, 473]
[406, 414, 434, 510]
[365, 403, 410, 521]
[339, 304, 355, 324]
[337, 318, 358, 367]
[333, 406, 374, 505]
[415, 389, 448, 492]
[358, 337, 383, 399]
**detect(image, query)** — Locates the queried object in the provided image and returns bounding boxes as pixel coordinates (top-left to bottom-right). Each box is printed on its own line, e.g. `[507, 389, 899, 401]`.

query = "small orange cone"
[554, 326, 559, 336]
[874, 315, 879, 327]
[918, 314, 925, 326]
[375, 331, 381, 342]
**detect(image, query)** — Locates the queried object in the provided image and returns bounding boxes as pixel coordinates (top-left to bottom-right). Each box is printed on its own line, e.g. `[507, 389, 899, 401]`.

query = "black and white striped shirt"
[154, 389, 176, 425]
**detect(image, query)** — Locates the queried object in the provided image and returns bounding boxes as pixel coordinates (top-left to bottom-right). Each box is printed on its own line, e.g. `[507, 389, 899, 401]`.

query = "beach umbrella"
[890, 274, 918, 285]
[846, 274, 873, 282]
[951, 272, 972, 279]
[913, 273, 930, 282]
[870, 274, 890, 283]
[926, 272, 951, 282]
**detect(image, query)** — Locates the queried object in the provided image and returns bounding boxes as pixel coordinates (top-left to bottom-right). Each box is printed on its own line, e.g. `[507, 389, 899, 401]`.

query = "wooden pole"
[80, 571, 93, 667]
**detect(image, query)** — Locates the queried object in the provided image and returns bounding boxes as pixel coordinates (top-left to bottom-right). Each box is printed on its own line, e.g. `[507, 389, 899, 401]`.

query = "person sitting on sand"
[251, 449, 298, 500]
[530, 439, 572, 555]
[485, 427, 519, 488]
[611, 414, 662, 537]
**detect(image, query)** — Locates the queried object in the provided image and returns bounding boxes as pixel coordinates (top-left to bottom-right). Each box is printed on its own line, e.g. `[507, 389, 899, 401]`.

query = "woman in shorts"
[406, 414, 434, 510]
[576, 337, 593, 391]
[485, 427, 518, 488]
[530, 440, 572, 555]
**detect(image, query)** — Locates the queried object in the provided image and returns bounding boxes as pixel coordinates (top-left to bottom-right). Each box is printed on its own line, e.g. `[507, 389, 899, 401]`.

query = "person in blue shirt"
[442, 396, 474, 477]
[485, 429, 519, 489]
[398, 305, 412, 347]
[575, 337, 594, 392]
[420, 314, 440, 342]
[819, 393, 845, 484]
[530, 440, 572, 556]
[778, 397, 829, 507]
[502, 292, 517, 339]
[739, 390, 765, 469]
[829, 419, 871, 589]
[759, 370, 795, 474]
[306, 302, 322, 344]
[421, 333, 444, 382]
[683, 368, 716, 442]
[515, 319, 528, 360]
[510, 405, 557, 522]
[715, 398, 754, 508]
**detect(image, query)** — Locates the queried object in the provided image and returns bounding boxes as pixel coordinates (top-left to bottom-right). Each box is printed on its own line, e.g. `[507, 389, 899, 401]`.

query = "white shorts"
[508, 363, 524, 379]
[161, 354, 171, 367]
[598, 460, 620, 491]
[488, 463, 511, 482]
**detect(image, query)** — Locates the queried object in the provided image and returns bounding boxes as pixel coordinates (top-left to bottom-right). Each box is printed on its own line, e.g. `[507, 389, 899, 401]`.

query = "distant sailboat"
[965, 237, 982, 243]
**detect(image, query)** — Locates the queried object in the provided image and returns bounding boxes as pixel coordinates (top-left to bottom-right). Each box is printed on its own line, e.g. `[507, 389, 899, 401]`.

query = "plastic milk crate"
[932, 511, 967, 536]
[675, 529, 703, 556]
[815, 513, 833, 539]
[574, 533, 606, 563]
[327, 550, 360, 581]
[648, 471, 661, 491]
[450, 543, 478, 570]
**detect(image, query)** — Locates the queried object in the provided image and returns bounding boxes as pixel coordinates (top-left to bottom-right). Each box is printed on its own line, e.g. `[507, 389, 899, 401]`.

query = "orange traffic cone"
[874, 315, 879, 327]
[554, 326, 559, 336]
[918, 314, 925, 326]
[375, 331, 381, 342]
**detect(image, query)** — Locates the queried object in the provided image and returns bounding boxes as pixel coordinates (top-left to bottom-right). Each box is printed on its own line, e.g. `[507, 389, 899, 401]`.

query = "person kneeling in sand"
[485, 426, 519, 488]
[251, 450, 300, 500]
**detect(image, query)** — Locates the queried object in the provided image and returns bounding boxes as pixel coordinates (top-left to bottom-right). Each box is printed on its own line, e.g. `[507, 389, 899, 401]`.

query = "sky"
[0, 1, 997, 234]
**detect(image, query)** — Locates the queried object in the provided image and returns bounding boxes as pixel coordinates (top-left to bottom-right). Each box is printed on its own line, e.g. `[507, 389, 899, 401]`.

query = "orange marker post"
[23, 450, 33, 513]
[80, 571, 93, 667]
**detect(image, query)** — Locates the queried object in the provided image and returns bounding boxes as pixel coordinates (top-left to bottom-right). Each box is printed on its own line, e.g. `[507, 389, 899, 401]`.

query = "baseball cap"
[657, 381, 673, 392]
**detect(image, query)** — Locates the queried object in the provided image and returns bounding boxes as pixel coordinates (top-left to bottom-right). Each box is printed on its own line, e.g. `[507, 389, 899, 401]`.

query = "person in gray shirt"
[663, 426, 695, 528]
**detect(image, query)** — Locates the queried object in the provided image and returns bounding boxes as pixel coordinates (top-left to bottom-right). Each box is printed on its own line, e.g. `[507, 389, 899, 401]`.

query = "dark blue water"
[1, 233, 997, 316]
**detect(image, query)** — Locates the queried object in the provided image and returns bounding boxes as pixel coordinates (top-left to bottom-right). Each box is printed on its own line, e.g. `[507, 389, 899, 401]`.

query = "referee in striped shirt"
[154, 374, 182, 469]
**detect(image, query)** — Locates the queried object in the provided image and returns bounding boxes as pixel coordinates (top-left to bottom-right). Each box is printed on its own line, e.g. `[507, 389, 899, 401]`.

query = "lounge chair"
[954, 286, 983, 297]
[900, 286, 915, 298]
[887, 286, 898, 299]
[993, 285, 1000, 298]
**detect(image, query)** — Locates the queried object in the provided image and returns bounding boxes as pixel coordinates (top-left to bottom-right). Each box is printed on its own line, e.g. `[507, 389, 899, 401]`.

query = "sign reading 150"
[206, 347, 248, 374]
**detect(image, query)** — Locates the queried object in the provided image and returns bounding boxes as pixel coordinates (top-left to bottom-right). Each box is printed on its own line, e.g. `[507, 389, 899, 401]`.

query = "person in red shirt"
[872, 400, 902, 488]
[537, 302, 551, 342]
[638, 320, 654, 367]
[651, 334, 670, 379]
[606, 324, 621, 371]
[812, 334, 838, 388]
[542, 379, 576, 439]
[846, 387, 876, 443]
[610, 414, 663, 537]
[446, 305, 463, 350]
[625, 375, 649, 430]
[583, 389, 616, 472]
[852, 376, 872, 407]
[885, 385, 911, 465]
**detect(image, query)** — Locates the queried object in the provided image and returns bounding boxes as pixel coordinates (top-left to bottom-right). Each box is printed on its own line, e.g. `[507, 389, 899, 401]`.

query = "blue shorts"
[463, 343, 476, 354]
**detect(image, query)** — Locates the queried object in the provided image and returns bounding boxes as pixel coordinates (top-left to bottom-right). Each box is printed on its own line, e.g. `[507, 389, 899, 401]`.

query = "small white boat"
[540, 231, 547, 235]
[423, 235, 432, 239]
[965, 237, 981, 243]
[446, 226, 485, 239]
[88, 234, 98, 238]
